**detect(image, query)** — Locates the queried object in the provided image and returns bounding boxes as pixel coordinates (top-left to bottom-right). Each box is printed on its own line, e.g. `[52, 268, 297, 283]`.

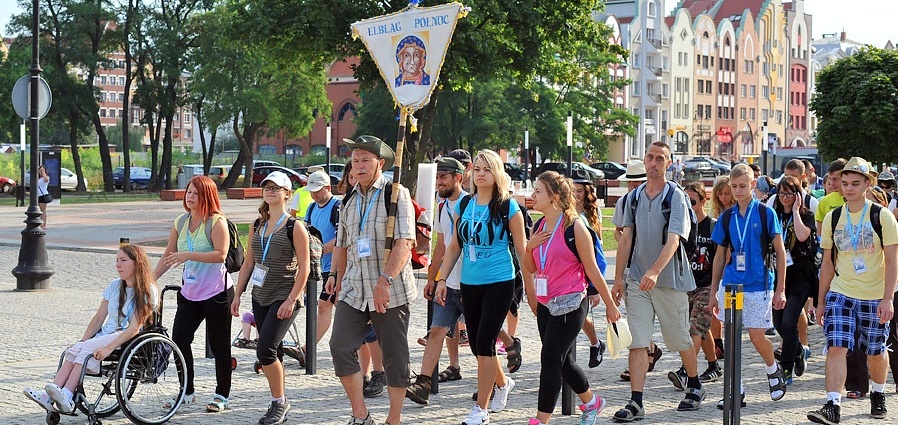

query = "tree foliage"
[811, 47, 898, 165]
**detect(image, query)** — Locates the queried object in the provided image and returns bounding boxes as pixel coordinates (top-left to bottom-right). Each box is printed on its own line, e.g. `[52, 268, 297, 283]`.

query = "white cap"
[260, 171, 292, 189]
[305, 171, 330, 192]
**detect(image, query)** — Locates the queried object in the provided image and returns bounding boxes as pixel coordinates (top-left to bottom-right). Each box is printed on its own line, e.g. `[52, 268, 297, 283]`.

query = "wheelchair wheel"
[76, 366, 128, 418]
[116, 334, 186, 424]
[45, 411, 60, 425]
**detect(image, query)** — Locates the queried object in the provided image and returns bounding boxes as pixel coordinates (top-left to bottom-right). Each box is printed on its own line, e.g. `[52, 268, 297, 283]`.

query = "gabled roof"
[676, 0, 766, 25]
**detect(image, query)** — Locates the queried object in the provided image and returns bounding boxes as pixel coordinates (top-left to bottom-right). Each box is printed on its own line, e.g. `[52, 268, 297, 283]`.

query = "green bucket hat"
[343, 135, 395, 170]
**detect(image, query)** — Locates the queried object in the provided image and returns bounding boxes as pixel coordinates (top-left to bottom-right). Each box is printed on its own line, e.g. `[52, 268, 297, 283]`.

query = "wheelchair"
[46, 285, 187, 425]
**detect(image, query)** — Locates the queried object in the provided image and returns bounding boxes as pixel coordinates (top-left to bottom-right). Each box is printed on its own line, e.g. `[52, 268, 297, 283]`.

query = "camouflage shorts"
[688, 286, 714, 337]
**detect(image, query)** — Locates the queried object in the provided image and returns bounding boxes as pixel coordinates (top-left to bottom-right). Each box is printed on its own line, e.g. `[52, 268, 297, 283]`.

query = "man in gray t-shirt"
[610, 142, 705, 422]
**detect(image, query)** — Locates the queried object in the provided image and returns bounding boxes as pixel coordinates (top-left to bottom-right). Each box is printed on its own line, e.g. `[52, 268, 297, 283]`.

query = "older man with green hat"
[326, 135, 415, 425]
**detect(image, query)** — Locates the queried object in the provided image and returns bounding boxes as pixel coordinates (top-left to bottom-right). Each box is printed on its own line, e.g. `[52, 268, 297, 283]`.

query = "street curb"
[0, 241, 163, 257]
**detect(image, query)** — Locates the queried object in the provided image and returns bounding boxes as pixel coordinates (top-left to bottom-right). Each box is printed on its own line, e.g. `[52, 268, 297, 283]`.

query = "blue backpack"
[534, 216, 606, 295]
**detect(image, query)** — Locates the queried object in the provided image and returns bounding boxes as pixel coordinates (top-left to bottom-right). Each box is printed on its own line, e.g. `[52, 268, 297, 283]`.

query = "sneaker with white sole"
[462, 404, 490, 425]
[24, 388, 55, 411]
[44, 383, 74, 414]
[579, 396, 606, 425]
[488, 378, 515, 413]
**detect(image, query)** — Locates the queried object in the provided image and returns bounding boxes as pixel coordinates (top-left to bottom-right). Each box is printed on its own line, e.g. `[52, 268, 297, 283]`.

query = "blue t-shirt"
[305, 197, 340, 273]
[455, 197, 521, 285]
[711, 200, 782, 292]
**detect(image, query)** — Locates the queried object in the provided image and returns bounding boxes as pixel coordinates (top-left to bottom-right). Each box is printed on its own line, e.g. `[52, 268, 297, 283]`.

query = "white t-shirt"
[98, 279, 158, 336]
[436, 191, 467, 290]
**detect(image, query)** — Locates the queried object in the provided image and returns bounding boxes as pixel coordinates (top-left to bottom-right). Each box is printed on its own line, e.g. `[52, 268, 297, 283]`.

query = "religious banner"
[351, 1, 468, 112]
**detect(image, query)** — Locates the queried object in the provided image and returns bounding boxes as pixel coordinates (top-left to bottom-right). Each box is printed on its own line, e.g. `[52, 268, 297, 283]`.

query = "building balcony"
[649, 38, 662, 49]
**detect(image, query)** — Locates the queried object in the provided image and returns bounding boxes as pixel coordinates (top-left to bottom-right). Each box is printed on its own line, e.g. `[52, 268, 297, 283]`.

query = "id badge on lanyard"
[535, 274, 548, 296]
[250, 264, 269, 287]
[735, 253, 747, 271]
[358, 238, 372, 258]
[183, 266, 198, 285]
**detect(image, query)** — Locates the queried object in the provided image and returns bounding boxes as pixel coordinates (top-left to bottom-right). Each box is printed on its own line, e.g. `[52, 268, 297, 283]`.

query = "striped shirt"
[336, 175, 416, 311]
[250, 219, 298, 307]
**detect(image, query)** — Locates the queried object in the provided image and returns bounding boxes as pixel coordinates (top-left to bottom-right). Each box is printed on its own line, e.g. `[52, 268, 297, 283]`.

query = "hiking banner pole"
[383, 108, 408, 267]
[723, 284, 743, 425]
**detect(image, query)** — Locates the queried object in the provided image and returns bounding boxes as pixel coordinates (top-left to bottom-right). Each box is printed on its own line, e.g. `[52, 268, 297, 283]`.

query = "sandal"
[505, 337, 523, 373]
[768, 366, 787, 401]
[647, 345, 663, 372]
[206, 394, 229, 412]
[620, 368, 631, 381]
[612, 400, 645, 422]
[233, 338, 248, 348]
[164, 393, 195, 409]
[438, 365, 462, 382]
[846, 390, 865, 399]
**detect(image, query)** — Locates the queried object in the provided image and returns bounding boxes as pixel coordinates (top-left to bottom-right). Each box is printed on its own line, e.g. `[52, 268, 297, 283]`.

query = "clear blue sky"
[2, 0, 895, 47]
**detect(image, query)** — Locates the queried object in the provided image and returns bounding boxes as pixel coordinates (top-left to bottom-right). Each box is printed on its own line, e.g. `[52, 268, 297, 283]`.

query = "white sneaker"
[488, 377, 515, 413]
[44, 383, 74, 414]
[462, 404, 490, 425]
[24, 388, 55, 411]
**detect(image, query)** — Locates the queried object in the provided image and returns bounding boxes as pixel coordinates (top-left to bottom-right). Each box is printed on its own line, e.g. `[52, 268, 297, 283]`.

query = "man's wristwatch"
[380, 272, 395, 285]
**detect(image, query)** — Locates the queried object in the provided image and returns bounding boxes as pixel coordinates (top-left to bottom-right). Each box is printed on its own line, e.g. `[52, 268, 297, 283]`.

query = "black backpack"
[305, 197, 340, 230]
[625, 181, 698, 268]
[718, 202, 773, 269]
[177, 214, 245, 273]
[829, 203, 884, 276]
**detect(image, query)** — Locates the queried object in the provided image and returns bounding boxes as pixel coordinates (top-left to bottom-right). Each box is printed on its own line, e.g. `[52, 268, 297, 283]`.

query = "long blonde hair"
[537, 171, 579, 227]
[470, 149, 512, 223]
[711, 175, 732, 218]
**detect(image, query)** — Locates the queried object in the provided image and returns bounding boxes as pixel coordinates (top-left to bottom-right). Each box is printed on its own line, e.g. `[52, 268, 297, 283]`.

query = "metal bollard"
[305, 278, 318, 375]
[561, 349, 576, 415]
[723, 284, 743, 425]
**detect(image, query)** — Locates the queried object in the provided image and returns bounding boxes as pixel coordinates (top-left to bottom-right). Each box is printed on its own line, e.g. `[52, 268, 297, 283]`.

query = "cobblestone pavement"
[1, 200, 897, 424]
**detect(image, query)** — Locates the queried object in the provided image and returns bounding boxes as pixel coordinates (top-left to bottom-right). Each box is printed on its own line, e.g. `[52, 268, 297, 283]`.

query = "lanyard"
[260, 213, 288, 263]
[117, 291, 134, 330]
[467, 202, 489, 245]
[844, 203, 868, 252]
[184, 215, 199, 252]
[734, 200, 756, 253]
[538, 216, 564, 271]
[356, 188, 381, 232]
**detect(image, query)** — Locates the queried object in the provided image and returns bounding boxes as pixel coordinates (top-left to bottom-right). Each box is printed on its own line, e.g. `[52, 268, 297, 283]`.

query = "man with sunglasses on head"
[877, 171, 897, 215]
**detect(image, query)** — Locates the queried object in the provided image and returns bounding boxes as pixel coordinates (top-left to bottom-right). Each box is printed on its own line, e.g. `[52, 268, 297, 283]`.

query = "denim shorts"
[431, 287, 464, 330]
[824, 291, 890, 356]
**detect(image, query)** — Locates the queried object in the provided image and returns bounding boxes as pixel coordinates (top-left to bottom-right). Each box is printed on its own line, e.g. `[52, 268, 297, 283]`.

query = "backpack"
[455, 195, 533, 246]
[719, 202, 773, 269]
[177, 214, 245, 273]
[343, 184, 432, 269]
[625, 181, 698, 268]
[534, 216, 606, 295]
[305, 197, 341, 230]
[778, 210, 819, 262]
[828, 203, 884, 276]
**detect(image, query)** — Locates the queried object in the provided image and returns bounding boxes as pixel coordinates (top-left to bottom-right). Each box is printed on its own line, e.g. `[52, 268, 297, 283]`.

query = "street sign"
[11, 75, 52, 120]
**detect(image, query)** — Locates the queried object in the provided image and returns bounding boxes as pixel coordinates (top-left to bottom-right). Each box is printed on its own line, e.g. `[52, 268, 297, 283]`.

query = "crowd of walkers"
[23, 134, 898, 425]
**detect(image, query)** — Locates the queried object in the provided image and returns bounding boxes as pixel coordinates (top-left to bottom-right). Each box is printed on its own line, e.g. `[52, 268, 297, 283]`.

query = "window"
[685, 79, 690, 92]
[633, 55, 640, 67]
[118, 93, 124, 102]
[118, 109, 123, 118]
[697, 55, 701, 66]
[762, 109, 769, 121]
[703, 56, 708, 69]
[711, 57, 715, 67]
[173, 113, 179, 121]
[706, 80, 712, 93]
[119, 77, 125, 86]
[645, 109, 655, 120]
[698, 81, 704, 94]
[109, 109, 115, 118]
[184, 112, 191, 123]
[777, 87, 783, 100]
[718, 106, 723, 119]
[763, 63, 769, 76]
[675, 103, 681, 118]
[696, 105, 703, 118]
[741, 107, 747, 119]
[100, 109, 106, 118]
[776, 110, 783, 123]
[100, 76, 107, 85]
[663, 56, 669, 71]
[705, 105, 711, 119]
[662, 83, 669, 98]
[750, 85, 756, 98]
[750, 108, 756, 120]
[676, 77, 682, 91]
[100, 92, 107, 102]
[762, 86, 769, 99]
[185, 130, 192, 138]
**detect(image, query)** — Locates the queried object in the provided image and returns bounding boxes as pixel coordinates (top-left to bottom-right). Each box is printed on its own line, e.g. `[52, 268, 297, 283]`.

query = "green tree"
[237, 0, 633, 192]
[811, 47, 898, 165]
[0, 39, 31, 143]
[190, 5, 331, 188]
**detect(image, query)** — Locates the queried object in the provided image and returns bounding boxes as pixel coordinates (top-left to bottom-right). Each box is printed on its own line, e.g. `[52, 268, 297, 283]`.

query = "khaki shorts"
[624, 276, 693, 352]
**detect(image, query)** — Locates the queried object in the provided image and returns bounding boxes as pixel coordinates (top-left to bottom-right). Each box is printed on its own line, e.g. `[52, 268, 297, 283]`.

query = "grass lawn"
[0, 191, 162, 206]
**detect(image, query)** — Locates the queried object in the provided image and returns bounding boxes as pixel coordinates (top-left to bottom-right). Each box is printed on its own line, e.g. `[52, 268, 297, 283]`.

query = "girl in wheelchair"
[24, 244, 158, 414]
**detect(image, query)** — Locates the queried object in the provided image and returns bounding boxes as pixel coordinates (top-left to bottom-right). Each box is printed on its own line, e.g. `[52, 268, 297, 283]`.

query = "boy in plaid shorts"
[807, 157, 897, 424]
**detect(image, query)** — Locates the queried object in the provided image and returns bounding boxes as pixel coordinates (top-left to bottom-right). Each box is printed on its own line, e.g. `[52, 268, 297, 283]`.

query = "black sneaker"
[258, 399, 290, 425]
[871, 391, 887, 419]
[765, 327, 776, 336]
[363, 371, 386, 398]
[795, 346, 810, 377]
[668, 366, 687, 391]
[807, 400, 841, 424]
[699, 364, 723, 382]
[405, 375, 432, 405]
[588, 340, 606, 368]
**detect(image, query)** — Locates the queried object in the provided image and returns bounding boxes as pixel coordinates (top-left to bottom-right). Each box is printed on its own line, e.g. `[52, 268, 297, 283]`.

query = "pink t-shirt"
[531, 219, 588, 304]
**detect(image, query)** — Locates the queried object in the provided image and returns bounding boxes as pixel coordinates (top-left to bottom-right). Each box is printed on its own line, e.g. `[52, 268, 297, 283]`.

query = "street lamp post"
[12, 0, 54, 290]
[566, 112, 573, 178]
[523, 128, 529, 185]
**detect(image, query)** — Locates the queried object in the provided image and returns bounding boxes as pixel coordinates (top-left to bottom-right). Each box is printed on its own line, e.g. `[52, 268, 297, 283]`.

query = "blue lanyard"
[356, 188, 381, 232]
[844, 203, 868, 252]
[734, 200, 756, 253]
[260, 213, 288, 263]
[467, 202, 489, 245]
[118, 291, 134, 330]
[538, 216, 564, 271]
[184, 215, 197, 252]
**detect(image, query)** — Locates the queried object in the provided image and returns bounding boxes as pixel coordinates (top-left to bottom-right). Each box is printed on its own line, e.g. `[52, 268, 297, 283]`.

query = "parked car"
[26, 167, 89, 191]
[252, 166, 306, 188]
[685, 157, 730, 176]
[504, 163, 527, 181]
[590, 161, 627, 180]
[113, 167, 153, 190]
[683, 160, 719, 180]
[253, 160, 281, 168]
[0, 175, 16, 194]
[534, 162, 605, 180]
[199, 164, 244, 187]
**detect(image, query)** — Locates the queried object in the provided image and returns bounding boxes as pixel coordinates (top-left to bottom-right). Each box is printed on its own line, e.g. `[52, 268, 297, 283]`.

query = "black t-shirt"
[690, 216, 716, 288]
[779, 209, 817, 262]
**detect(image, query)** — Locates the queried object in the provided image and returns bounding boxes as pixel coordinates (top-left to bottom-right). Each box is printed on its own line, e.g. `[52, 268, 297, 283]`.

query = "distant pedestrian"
[37, 165, 50, 229]
[154, 175, 234, 413]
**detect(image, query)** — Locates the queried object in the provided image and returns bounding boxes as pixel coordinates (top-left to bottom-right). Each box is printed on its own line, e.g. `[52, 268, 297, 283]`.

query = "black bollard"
[426, 298, 439, 394]
[722, 284, 743, 425]
[306, 278, 318, 375]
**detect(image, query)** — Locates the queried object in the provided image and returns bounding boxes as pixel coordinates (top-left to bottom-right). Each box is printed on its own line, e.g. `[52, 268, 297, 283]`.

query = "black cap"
[447, 149, 472, 165]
